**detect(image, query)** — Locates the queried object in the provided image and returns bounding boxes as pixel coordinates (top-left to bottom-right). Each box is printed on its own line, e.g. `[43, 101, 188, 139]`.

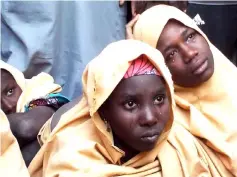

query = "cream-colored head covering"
[0, 60, 62, 112]
[29, 40, 232, 177]
[81, 39, 174, 154]
[134, 5, 208, 49]
[0, 60, 25, 90]
[133, 5, 237, 175]
[0, 109, 30, 177]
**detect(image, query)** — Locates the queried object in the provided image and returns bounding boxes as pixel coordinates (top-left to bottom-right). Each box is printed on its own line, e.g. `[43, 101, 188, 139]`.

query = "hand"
[125, 14, 140, 39]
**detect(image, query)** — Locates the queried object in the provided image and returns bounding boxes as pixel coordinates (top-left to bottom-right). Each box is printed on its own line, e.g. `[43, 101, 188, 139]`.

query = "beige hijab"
[0, 110, 30, 177]
[0, 60, 62, 112]
[134, 5, 237, 175]
[29, 40, 232, 177]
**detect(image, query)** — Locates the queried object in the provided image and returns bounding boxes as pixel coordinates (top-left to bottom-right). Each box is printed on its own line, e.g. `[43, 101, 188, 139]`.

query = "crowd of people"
[1, 1, 237, 177]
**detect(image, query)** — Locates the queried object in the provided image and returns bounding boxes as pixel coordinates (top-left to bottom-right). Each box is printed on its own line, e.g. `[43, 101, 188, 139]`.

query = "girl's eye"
[7, 89, 14, 96]
[169, 51, 175, 58]
[124, 100, 137, 110]
[166, 50, 177, 62]
[187, 33, 195, 41]
[188, 34, 193, 39]
[154, 95, 164, 105]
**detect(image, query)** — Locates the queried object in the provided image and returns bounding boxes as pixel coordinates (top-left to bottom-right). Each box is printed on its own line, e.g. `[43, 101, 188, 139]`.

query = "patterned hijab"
[124, 54, 160, 79]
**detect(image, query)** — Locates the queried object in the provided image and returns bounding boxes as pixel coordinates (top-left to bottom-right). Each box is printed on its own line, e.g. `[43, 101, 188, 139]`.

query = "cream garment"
[0, 110, 30, 177]
[134, 5, 237, 175]
[29, 40, 232, 177]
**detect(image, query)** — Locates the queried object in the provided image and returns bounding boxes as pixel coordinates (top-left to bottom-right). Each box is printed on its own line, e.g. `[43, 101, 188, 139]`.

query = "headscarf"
[0, 60, 69, 113]
[29, 40, 232, 177]
[0, 60, 25, 90]
[123, 54, 160, 79]
[133, 5, 237, 175]
[0, 109, 30, 177]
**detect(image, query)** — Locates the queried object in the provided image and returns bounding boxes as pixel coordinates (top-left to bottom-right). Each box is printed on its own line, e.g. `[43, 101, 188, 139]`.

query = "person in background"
[133, 5, 237, 175]
[0, 60, 70, 166]
[1, 1, 127, 99]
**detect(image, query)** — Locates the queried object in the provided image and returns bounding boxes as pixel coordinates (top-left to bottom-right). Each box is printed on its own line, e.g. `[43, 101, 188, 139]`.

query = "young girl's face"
[157, 20, 214, 87]
[1, 69, 22, 114]
[100, 74, 171, 152]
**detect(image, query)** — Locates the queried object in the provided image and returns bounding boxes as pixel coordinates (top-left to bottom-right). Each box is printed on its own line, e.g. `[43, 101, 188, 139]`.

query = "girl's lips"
[141, 134, 159, 144]
[193, 60, 208, 75]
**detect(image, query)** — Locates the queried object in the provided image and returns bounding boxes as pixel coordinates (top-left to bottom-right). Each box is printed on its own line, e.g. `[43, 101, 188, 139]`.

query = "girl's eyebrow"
[181, 28, 189, 38]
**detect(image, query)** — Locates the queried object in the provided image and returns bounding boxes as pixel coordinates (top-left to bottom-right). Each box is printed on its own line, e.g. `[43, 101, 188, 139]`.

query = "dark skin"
[157, 20, 214, 87]
[21, 140, 40, 166]
[1, 69, 55, 166]
[7, 106, 54, 147]
[1, 69, 22, 114]
[99, 75, 171, 163]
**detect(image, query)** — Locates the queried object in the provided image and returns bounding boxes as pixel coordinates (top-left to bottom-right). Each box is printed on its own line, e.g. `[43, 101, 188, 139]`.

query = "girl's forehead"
[112, 75, 166, 98]
[1, 69, 16, 82]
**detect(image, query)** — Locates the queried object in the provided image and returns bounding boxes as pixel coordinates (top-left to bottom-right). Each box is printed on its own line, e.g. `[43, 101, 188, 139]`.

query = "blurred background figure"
[1, 1, 127, 99]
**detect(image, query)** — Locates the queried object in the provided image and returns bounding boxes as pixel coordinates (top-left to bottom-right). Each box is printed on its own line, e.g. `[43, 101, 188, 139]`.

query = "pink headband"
[124, 54, 160, 79]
